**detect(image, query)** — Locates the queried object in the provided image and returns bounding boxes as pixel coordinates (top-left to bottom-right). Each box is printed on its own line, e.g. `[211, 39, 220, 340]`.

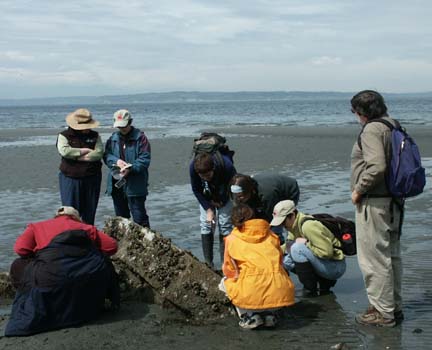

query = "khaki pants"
[355, 197, 403, 319]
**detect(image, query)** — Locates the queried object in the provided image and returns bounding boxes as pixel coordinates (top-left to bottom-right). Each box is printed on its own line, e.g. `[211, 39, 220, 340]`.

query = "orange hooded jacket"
[223, 219, 295, 309]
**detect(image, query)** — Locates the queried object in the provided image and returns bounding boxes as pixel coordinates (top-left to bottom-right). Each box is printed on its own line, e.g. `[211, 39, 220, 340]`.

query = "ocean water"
[1, 95, 432, 148]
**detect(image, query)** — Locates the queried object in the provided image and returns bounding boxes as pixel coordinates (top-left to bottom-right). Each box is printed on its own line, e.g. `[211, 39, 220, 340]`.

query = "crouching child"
[219, 204, 295, 329]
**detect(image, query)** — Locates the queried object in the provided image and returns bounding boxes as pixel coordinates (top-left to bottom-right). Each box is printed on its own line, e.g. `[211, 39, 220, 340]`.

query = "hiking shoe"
[264, 315, 277, 328]
[355, 307, 396, 328]
[238, 314, 264, 329]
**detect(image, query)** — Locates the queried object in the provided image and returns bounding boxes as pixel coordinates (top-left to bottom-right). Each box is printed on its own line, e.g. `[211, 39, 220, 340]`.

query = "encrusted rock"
[0, 272, 15, 299]
[104, 217, 233, 321]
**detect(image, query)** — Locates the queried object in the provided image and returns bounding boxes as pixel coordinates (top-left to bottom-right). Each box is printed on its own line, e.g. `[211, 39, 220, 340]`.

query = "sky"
[1, 0, 432, 98]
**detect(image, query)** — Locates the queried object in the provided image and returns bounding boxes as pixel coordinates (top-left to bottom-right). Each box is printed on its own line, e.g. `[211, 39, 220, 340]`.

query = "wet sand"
[1, 125, 430, 191]
[1, 125, 432, 349]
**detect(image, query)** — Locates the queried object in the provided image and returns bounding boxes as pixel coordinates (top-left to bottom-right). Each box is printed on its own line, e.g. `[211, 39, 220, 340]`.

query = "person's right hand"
[120, 167, 131, 177]
[351, 190, 362, 205]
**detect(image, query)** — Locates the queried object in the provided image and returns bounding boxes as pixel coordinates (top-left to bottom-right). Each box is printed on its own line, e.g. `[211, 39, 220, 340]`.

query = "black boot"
[294, 262, 318, 295]
[201, 234, 214, 268]
[219, 235, 226, 264]
[317, 276, 337, 294]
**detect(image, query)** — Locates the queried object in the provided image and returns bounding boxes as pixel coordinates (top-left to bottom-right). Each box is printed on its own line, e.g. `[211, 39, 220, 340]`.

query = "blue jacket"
[104, 127, 151, 197]
[190, 153, 236, 210]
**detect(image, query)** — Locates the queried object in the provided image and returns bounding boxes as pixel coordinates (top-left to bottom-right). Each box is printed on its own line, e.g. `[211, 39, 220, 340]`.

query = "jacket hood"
[231, 219, 272, 243]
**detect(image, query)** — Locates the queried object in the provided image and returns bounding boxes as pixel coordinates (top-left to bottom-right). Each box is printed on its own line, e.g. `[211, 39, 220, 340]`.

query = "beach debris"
[0, 272, 15, 299]
[103, 217, 233, 321]
[330, 343, 350, 350]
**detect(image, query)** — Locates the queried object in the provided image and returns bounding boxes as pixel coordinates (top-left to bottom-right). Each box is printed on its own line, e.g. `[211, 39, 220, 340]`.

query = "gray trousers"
[355, 197, 403, 319]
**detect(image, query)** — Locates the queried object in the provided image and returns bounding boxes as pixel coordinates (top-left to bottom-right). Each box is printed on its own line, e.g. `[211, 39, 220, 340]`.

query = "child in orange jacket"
[220, 203, 295, 329]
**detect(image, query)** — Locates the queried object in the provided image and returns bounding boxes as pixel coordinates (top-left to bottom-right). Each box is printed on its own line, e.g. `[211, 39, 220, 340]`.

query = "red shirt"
[14, 215, 118, 257]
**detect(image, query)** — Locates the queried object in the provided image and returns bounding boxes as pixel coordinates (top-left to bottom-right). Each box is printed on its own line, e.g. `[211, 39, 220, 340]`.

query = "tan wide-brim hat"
[66, 108, 100, 130]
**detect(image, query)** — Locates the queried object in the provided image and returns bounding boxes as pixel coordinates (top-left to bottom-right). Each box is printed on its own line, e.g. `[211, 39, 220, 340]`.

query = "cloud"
[0, 1, 432, 97]
[0, 51, 34, 62]
[311, 56, 342, 66]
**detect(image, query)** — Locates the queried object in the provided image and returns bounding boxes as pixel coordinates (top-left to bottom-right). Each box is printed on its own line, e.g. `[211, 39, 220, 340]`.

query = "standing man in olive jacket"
[57, 108, 103, 225]
[104, 109, 151, 228]
[351, 90, 403, 328]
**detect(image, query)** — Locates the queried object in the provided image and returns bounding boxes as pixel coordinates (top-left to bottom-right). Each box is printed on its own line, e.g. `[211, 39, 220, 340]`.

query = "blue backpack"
[358, 118, 426, 198]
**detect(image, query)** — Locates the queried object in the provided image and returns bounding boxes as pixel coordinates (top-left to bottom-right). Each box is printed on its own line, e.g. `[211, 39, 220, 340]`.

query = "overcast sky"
[1, 0, 431, 98]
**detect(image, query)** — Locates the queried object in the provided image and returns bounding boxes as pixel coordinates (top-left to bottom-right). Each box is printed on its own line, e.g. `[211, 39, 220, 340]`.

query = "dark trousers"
[112, 186, 149, 227]
[59, 172, 101, 225]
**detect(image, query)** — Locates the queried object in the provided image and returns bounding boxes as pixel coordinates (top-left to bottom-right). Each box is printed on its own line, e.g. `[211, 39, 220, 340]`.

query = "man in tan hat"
[103, 109, 151, 227]
[56, 108, 103, 225]
[6, 205, 118, 336]
[271, 200, 346, 295]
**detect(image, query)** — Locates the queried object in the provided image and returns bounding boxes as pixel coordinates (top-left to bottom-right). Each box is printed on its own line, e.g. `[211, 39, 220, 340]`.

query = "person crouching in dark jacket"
[5, 206, 119, 337]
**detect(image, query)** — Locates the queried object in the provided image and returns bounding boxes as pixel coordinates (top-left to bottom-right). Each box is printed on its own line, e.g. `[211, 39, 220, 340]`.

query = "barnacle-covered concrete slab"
[104, 217, 233, 320]
[0, 272, 14, 299]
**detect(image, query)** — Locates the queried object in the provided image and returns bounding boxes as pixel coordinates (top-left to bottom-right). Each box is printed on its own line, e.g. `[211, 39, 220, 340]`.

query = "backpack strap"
[357, 118, 399, 150]
[299, 216, 321, 235]
[300, 216, 343, 252]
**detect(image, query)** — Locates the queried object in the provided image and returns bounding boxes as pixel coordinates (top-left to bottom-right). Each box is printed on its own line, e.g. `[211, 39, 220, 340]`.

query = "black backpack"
[301, 214, 356, 256]
[192, 132, 235, 165]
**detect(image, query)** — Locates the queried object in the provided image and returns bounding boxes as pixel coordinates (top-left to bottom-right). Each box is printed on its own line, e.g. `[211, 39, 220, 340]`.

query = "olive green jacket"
[287, 212, 344, 260]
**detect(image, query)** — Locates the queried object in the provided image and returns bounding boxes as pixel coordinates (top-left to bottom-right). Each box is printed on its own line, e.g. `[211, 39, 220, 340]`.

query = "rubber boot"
[317, 276, 337, 294]
[219, 235, 226, 264]
[294, 262, 318, 295]
[201, 234, 214, 268]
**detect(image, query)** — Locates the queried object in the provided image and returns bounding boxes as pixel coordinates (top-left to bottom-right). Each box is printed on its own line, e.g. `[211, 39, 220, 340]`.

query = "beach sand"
[1, 125, 431, 349]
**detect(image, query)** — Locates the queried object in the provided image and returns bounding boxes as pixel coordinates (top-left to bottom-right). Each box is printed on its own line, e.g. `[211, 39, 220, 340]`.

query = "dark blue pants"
[59, 172, 101, 225]
[111, 186, 149, 227]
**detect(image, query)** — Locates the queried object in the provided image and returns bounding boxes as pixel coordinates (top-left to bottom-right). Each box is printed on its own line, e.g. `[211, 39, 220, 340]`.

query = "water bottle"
[342, 233, 355, 255]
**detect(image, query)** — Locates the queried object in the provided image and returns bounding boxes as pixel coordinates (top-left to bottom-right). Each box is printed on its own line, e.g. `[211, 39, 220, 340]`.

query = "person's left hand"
[296, 237, 307, 244]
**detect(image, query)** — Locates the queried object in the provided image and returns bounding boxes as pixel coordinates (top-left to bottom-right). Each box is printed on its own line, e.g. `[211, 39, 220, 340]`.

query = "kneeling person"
[271, 200, 346, 295]
[5, 206, 119, 336]
[221, 204, 295, 329]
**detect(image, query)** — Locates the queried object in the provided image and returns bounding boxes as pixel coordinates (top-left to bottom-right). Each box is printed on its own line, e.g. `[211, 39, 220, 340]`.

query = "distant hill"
[0, 91, 431, 107]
